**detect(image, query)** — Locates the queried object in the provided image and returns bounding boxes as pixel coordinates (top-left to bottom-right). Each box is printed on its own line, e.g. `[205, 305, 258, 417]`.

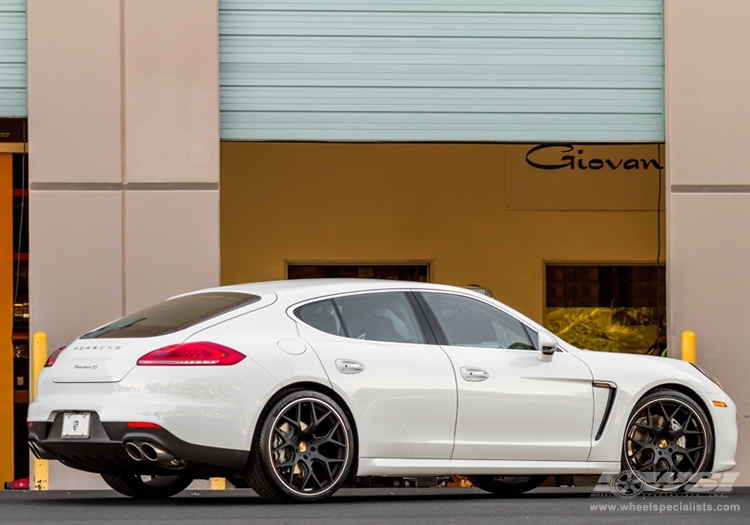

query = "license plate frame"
[61, 412, 91, 439]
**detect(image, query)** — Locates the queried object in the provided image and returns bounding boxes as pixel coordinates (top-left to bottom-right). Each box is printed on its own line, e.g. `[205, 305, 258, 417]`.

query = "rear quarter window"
[81, 292, 261, 339]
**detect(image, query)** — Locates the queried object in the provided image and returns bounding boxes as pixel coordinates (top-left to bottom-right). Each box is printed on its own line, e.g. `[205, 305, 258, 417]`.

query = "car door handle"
[460, 367, 489, 382]
[335, 359, 365, 374]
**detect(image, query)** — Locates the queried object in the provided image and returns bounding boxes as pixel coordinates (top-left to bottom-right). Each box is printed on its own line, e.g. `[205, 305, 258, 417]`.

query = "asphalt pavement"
[1, 487, 749, 525]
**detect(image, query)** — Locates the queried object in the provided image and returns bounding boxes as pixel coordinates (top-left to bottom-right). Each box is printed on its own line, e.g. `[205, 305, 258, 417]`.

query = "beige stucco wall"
[666, 0, 750, 484]
[27, 0, 220, 489]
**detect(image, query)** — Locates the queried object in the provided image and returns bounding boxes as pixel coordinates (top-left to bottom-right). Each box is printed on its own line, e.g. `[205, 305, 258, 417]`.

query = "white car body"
[29, 279, 737, 485]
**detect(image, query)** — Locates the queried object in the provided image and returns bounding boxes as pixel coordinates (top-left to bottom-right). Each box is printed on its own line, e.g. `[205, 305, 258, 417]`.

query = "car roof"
[191, 278, 464, 301]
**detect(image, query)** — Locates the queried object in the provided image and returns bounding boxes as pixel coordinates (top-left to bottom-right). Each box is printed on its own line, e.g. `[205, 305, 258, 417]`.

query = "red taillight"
[137, 342, 245, 366]
[44, 347, 67, 368]
[126, 422, 161, 429]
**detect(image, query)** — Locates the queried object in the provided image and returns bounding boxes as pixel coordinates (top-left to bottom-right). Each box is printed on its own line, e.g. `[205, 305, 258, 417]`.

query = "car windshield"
[81, 292, 260, 339]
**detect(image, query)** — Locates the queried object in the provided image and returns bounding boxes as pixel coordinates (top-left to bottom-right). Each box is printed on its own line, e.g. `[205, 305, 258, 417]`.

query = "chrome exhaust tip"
[28, 440, 57, 460]
[124, 441, 144, 462]
[28, 440, 42, 460]
[140, 442, 175, 463]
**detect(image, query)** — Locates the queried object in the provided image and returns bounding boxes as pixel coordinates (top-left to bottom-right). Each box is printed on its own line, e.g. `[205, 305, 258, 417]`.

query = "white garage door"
[220, 0, 664, 142]
[0, 0, 26, 117]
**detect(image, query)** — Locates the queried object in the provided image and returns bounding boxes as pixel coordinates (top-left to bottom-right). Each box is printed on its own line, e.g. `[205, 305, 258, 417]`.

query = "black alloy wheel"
[623, 389, 713, 491]
[249, 390, 354, 503]
[466, 475, 547, 496]
[100, 473, 193, 498]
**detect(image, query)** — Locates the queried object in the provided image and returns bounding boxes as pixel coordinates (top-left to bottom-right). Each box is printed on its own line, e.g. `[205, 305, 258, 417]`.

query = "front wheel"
[101, 473, 193, 498]
[466, 475, 547, 496]
[622, 389, 714, 492]
[248, 390, 355, 503]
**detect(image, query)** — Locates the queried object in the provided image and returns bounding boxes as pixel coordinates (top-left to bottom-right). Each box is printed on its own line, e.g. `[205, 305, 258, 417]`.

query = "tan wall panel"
[221, 142, 665, 323]
[124, 0, 219, 184]
[27, 0, 122, 183]
[29, 191, 123, 351]
[125, 190, 220, 313]
[669, 194, 750, 484]
[666, 0, 750, 185]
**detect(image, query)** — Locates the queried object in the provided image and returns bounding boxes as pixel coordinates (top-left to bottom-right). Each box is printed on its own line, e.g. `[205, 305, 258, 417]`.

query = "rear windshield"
[81, 292, 260, 339]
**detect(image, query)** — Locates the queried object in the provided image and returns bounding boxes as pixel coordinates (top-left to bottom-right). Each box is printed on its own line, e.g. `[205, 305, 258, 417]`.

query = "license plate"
[61, 412, 91, 439]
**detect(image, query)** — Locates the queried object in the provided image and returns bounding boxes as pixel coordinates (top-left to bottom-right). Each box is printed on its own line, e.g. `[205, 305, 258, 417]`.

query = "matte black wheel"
[466, 475, 547, 496]
[101, 473, 193, 499]
[249, 391, 355, 503]
[622, 390, 713, 491]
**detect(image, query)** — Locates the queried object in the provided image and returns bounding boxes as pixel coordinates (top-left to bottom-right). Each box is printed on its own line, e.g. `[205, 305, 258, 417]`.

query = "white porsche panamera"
[28, 279, 737, 502]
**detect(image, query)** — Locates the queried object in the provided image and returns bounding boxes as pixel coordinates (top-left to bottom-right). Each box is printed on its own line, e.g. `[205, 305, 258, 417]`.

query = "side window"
[421, 292, 534, 350]
[295, 300, 345, 336]
[523, 325, 539, 350]
[334, 292, 425, 344]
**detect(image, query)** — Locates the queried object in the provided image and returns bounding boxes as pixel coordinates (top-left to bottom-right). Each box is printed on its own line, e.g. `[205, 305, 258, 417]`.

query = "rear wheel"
[466, 475, 547, 496]
[101, 473, 193, 498]
[248, 390, 355, 503]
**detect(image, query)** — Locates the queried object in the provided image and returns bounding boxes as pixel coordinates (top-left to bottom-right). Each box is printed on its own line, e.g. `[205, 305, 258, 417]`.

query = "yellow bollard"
[31, 332, 49, 490]
[681, 330, 696, 364]
[209, 477, 226, 490]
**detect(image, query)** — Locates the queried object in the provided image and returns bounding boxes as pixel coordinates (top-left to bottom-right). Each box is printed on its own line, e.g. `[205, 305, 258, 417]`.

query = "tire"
[621, 389, 714, 492]
[228, 476, 251, 489]
[101, 473, 193, 499]
[248, 390, 355, 503]
[466, 475, 547, 496]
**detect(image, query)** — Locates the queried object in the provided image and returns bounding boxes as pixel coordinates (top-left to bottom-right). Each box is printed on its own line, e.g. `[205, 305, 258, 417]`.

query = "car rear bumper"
[28, 412, 250, 479]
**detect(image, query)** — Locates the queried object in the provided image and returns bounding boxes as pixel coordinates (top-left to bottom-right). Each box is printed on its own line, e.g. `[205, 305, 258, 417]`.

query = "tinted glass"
[334, 292, 425, 344]
[81, 292, 260, 339]
[523, 325, 539, 350]
[295, 300, 345, 336]
[422, 292, 533, 350]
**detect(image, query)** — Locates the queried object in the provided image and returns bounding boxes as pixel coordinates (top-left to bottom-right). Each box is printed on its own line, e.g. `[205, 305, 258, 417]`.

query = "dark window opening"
[288, 264, 428, 283]
[545, 265, 666, 354]
[11, 146, 29, 482]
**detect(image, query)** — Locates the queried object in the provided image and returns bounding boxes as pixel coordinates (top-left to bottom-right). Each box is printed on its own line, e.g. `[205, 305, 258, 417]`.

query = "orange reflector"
[712, 400, 728, 408]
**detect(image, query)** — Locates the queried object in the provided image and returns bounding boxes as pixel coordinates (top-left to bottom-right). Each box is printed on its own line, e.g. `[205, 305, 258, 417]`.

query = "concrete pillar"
[666, 0, 750, 485]
[27, 0, 219, 489]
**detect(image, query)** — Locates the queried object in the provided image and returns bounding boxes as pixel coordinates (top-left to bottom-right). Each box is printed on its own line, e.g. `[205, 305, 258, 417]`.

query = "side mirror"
[538, 331, 558, 356]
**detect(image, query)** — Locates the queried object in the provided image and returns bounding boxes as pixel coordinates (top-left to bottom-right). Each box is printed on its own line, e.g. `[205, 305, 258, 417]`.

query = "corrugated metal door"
[0, 0, 26, 117]
[220, 0, 664, 142]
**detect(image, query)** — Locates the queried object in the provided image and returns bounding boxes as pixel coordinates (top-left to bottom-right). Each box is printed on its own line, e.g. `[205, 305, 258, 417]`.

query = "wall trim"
[30, 182, 219, 191]
[671, 184, 750, 194]
[0, 143, 26, 153]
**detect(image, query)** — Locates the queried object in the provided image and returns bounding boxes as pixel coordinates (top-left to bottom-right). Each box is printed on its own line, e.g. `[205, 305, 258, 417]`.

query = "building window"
[287, 264, 429, 283]
[545, 265, 665, 354]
